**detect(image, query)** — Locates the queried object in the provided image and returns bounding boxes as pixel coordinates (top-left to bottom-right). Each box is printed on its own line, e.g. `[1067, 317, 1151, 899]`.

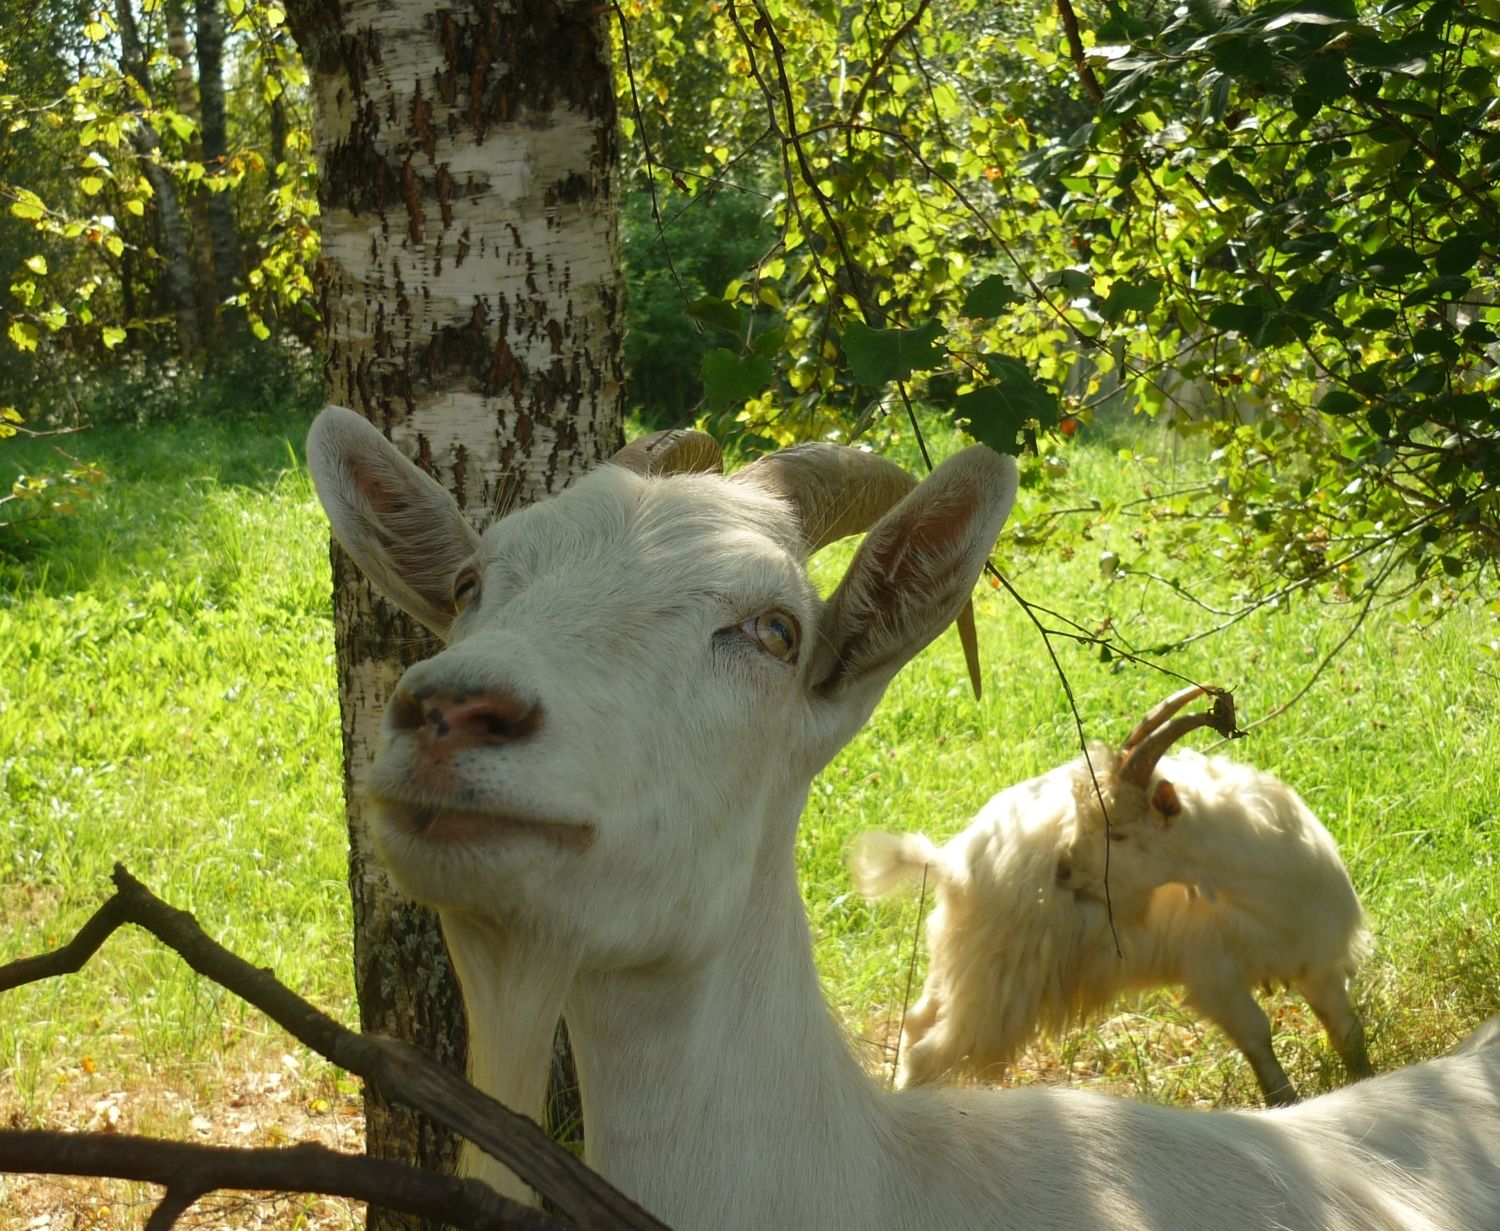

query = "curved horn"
[609, 429, 723, 477]
[1122, 685, 1206, 751]
[729, 442, 916, 555]
[1117, 712, 1213, 787]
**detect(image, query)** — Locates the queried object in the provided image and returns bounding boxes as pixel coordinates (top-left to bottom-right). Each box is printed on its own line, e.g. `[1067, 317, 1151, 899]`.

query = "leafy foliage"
[616, 0, 1500, 619]
[1, 0, 318, 369]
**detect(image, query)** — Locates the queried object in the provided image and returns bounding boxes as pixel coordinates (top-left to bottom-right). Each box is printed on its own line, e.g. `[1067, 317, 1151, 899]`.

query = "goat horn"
[609, 429, 724, 477]
[728, 442, 916, 555]
[1117, 712, 1213, 787]
[957, 599, 981, 701]
[1122, 685, 1206, 751]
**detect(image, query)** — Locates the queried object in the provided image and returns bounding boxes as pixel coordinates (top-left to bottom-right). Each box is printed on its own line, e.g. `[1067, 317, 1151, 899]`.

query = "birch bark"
[281, 1, 624, 1223]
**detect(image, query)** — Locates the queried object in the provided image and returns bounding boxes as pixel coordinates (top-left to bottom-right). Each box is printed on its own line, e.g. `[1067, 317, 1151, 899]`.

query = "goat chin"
[304, 404, 1500, 1231]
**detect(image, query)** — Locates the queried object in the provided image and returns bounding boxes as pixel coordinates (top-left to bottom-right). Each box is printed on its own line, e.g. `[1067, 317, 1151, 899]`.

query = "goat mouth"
[373, 798, 596, 850]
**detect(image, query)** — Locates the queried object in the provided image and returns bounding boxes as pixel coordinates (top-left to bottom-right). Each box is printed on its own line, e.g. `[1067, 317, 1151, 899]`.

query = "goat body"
[854, 744, 1373, 1103]
[308, 406, 1500, 1231]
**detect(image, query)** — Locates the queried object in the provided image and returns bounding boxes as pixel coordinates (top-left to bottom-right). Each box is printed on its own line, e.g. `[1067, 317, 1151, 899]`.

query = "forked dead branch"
[0, 864, 669, 1231]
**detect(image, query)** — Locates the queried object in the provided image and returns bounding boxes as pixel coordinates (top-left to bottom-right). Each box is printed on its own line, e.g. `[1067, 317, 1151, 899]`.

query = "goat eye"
[743, 609, 800, 662]
[453, 566, 481, 613]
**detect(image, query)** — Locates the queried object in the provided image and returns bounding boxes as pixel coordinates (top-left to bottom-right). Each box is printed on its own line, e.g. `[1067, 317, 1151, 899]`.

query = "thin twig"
[890, 862, 930, 1087]
[611, 0, 691, 312]
[0, 1131, 559, 1231]
[987, 563, 1121, 955]
[0, 865, 668, 1231]
[1205, 558, 1392, 749]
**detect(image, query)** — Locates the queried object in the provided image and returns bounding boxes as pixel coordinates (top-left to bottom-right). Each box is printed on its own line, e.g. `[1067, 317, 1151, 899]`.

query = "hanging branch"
[1054, 0, 1105, 103]
[0, 864, 670, 1231]
[0, 1131, 560, 1231]
[611, 0, 692, 311]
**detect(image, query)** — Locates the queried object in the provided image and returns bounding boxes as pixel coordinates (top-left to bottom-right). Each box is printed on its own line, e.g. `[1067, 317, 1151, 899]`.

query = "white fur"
[852, 745, 1373, 1104]
[307, 405, 1500, 1231]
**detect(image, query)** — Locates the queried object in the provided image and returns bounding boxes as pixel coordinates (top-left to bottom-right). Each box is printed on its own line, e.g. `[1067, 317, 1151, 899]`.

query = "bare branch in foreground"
[0, 1130, 560, 1231]
[0, 865, 669, 1231]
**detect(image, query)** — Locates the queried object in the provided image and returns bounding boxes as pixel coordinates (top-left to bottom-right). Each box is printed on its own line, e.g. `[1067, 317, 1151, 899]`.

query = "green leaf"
[22, 255, 47, 276]
[686, 296, 743, 336]
[101, 326, 126, 349]
[960, 276, 1021, 319]
[954, 387, 1040, 455]
[751, 327, 786, 358]
[1359, 245, 1425, 284]
[701, 348, 772, 409]
[1301, 55, 1352, 103]
[7, 320, 38, 352]
[1098, 279, 1161, 323]
[841, 319, 945, 385]
[1207, 303, 1267, 334]
[953, 355, 1060, 455]
[1445, 392, 1491, 421]
[1318, 390, 1362, 415]
[1045, 268, 1093, 295]
[1435, 234, 1486, 276]
[1354, 307, 1398, 329]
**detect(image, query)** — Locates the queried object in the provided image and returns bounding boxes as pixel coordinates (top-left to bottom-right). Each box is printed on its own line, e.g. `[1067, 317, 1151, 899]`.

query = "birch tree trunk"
[281, 1, 624, 1223]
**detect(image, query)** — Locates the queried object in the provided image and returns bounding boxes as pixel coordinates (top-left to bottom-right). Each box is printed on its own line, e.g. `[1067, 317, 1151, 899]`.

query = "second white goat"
[852, 689, 1373, 1105]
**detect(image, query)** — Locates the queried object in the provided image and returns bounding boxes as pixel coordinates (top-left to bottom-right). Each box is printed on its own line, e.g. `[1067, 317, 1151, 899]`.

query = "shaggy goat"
[308, 404, 1500, 1231]
[851, 690, 1374, 1105]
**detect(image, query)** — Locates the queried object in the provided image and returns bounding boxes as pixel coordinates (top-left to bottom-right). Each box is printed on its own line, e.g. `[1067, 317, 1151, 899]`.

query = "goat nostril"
[388, 691, 425, 731]
[463, 694, 542, 742]
[398, 688, 543, 745]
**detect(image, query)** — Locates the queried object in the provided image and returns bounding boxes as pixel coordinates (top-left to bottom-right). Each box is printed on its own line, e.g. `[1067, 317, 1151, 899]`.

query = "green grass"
[0, 412, 351, 1109]
[1, 413, 1498, 1120]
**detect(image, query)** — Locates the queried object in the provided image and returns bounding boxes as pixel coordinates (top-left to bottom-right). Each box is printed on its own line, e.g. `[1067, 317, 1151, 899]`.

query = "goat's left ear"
[1151, 779, 1182, 823]
[808, 445, 1017, 705]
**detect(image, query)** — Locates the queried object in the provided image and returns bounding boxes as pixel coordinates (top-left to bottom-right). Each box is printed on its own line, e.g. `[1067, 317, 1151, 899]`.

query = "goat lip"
[374, 798, 596, 850]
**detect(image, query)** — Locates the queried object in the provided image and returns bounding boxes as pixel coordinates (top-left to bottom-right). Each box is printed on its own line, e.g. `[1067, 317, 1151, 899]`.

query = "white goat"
[851, 691, 1374, 1105]
[308, 403, 1500, 1231]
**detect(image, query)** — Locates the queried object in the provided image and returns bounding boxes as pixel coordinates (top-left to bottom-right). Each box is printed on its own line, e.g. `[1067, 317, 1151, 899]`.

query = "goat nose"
[387, 686, 543, 747]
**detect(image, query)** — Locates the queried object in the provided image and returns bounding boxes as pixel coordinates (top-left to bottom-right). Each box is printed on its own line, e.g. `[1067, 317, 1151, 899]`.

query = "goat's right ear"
[807, 445, 1017, 708]
[306, 406, 481, 637]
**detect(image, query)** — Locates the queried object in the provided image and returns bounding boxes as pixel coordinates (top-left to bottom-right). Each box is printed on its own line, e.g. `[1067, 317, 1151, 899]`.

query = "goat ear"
[1151, 779, 1182, 823]
[808, 445, 1017, 703]
[306, 406, 481, 637]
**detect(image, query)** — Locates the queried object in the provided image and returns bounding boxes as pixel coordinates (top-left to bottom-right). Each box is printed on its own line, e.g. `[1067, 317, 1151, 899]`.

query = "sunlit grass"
[1, 413, 1497, 1120]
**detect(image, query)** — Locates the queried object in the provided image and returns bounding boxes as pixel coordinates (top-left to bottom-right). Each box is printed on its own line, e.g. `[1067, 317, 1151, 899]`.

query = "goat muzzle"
[388, 685, 544, 752]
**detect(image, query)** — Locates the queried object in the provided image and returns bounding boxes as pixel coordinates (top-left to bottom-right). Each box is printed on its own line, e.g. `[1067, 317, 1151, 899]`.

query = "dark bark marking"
[454, 444, 468, 509]
[456, 228, 471, 267]
[436, 10, 459, 104]
[401, 158, 425, 245]
[412, 82, 437, 161]
[417, 432, 433, 475]
[436, 164, 455, 229]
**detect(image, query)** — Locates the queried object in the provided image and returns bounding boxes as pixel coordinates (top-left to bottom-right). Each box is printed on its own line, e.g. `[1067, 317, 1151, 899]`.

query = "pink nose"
[387, 686, 543, 748]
